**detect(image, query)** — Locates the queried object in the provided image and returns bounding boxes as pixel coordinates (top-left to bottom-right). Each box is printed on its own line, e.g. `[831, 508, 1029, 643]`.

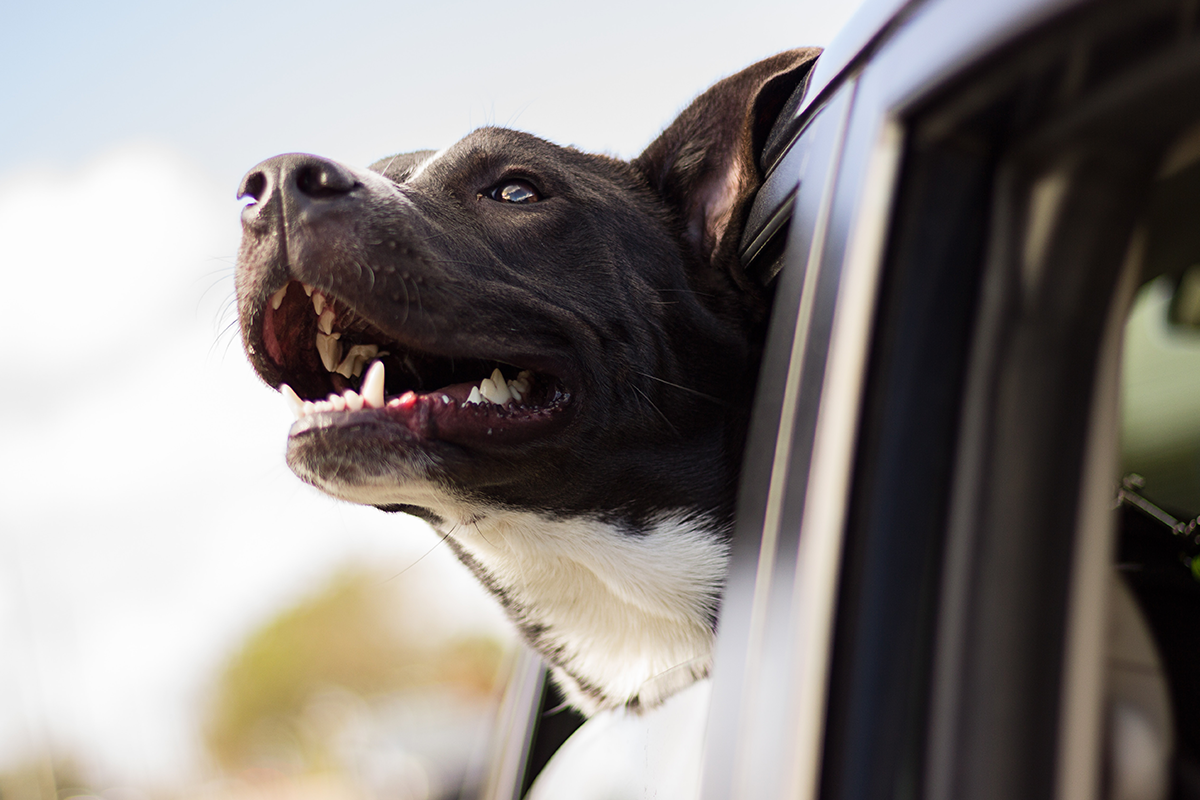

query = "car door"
[707, 0, 1200, 798]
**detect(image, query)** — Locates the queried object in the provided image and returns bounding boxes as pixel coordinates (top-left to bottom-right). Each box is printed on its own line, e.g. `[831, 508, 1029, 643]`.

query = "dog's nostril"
[294, 162, 356, 199]
[238, 171, 267, 203]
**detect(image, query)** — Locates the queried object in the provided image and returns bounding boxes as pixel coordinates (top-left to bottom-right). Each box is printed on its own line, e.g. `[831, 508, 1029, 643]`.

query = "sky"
[0, 0, 866, 786]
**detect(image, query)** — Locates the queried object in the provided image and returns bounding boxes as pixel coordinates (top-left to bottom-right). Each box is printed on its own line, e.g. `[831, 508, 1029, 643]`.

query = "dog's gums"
[259, 279, 571, 445]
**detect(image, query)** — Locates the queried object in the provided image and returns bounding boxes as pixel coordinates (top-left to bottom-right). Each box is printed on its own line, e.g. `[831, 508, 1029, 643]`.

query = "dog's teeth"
[360, 361, 385, 408]
[510, 371, 532, 402]
[479, 369, 512, 405]
[509, 373, 530, 399]
[302, 284, 315, 297]
[280, 383, 305, 419]
[441, 394, 451, 404]
[269, 285, 289, 310]
[389, 391, 417, 410]
[303, 400, 316, 416]
[318, 308, 335, 335]
[343, 390, 364, 412]
[326, 393, 347, 412]
[335, 344, 380, 379]
[316, 332, 342, 372]
[478, 378, 501, 405]
[466, 386, 483, 405]
[313, 292, 326, 316]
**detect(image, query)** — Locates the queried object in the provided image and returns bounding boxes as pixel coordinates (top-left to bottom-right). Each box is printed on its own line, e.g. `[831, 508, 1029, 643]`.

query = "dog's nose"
[238, 154, 358, 227]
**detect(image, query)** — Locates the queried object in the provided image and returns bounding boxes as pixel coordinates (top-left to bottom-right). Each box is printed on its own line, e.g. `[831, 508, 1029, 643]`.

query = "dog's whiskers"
[207, 298, 245, 362]
[629, 384, 681, 439]
[215, 322, 244, 362]
[636, 654, 709, 697]
[631, 370, 728, 406]
[356, 256, 377, 293]
[411, 277, 434, 338]
[397, 273, 412, 326]
[382, 526, 455, 582]
[377, 154, 402, 175]
[435, 259, 497, 270]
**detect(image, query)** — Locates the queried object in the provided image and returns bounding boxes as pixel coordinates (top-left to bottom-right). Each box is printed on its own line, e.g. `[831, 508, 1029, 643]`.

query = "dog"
[234, 49, 821, 716]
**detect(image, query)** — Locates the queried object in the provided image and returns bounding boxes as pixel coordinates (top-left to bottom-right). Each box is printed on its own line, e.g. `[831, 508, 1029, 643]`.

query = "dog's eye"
[483, 180, 541, 204]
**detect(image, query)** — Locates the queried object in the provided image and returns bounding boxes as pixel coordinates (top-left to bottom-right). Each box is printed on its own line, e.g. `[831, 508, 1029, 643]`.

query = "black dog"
[235, 49, 820, 715]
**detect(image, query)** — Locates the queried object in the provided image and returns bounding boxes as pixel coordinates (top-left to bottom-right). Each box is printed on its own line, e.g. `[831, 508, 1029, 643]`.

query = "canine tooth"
[480, 369, 512, 405]
[466, 386, 483, 405]
[361, 361, 386, 408]
[318, 308, 335, 335]
[343, 390, 364, 411]
[478, 378, 499, 404]
[280, 384, 305, 419]
[316, 332, 342, 372]
[302, 284, 315, 296]
[312, 292, 326, 315]
[269, 285, 289, 310]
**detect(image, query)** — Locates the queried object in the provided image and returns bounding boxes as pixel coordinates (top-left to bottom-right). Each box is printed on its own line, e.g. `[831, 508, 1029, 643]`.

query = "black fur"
[234, 49, 821, 711]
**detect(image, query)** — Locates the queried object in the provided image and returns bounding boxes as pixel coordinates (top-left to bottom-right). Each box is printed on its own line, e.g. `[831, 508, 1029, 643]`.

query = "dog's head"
[235, 50, 819, 529]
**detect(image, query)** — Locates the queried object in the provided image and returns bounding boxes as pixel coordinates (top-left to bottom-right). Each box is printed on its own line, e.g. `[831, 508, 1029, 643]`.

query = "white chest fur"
[441, 509, 730, 713]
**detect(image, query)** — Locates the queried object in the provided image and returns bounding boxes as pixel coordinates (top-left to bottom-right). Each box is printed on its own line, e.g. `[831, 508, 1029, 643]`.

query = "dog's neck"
[435, 508, 730, 714]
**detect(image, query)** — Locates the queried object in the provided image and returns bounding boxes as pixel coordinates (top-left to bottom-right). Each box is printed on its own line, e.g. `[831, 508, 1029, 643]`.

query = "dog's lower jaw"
[443, 509, 730, 715]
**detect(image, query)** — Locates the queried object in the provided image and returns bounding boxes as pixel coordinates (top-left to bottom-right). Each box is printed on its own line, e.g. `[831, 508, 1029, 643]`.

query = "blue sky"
[2, 0, 862, 186]
[0, 0, 864, 784]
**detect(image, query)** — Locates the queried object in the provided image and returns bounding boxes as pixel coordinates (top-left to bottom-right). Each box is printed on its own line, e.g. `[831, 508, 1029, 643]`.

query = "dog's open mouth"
[255, 280, 573, 445]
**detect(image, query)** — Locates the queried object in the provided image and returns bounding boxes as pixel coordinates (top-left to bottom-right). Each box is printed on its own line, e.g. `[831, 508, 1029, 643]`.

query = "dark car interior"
[804, 0, 1200, 795]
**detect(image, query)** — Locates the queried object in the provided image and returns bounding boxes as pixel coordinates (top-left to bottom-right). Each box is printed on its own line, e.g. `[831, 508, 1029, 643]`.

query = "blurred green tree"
[203, 565, 505, 772]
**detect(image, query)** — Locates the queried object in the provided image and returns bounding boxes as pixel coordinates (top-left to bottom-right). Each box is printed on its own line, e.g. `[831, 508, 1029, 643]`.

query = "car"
[475, 0, 1200, 796]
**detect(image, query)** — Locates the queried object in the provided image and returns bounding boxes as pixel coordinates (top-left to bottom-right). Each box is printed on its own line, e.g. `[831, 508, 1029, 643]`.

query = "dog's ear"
[633, 49, 821, 277]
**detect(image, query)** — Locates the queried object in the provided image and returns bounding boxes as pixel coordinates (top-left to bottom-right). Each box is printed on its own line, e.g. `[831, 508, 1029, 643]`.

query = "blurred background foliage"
[1, 564, 510, 800]
[204, 565, 504, 772]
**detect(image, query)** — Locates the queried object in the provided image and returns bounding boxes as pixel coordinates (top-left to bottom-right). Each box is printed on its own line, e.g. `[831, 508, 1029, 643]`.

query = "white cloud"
[0, 144, 510, 783]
